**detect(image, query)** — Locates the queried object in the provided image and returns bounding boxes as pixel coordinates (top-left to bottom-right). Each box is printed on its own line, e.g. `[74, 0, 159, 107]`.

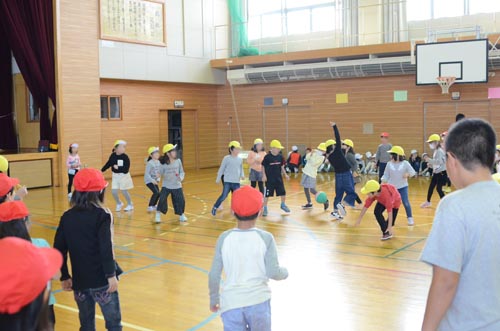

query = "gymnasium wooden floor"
[27, 169, 439, 331]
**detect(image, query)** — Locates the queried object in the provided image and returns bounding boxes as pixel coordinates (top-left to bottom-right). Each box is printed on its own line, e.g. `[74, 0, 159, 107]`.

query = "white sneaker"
[124, 205, 134, 212]
[408, 217, 415, 226]
[116, 202, 123, 212]
[179, 214, 188, 222]
[336, 203, 347, 217]
[330, 211, 344, 220]
[420, 201, 431, 208]
[155, 212, 161, 224]
[67, 192, 72, 200]
[147, 206, 156, 213]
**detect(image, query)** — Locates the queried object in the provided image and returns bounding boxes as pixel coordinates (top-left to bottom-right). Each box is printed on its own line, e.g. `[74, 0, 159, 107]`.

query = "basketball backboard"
[416, 39, 488, 85]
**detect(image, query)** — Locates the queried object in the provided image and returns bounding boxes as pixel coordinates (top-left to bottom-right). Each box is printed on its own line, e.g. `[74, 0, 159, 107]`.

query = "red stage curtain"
[0, 0, 57, 147]
[0, 25, 17, 150]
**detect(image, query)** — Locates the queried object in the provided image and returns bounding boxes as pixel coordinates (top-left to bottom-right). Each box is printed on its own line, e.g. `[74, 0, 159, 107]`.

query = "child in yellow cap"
[301, 143, 328, 210]
[421, 134, 447, 208]
[212, 141, 245, 216]
[101, 140, 134, 212]
[262, 140, 290, 216]
[144, 147, 161, 213]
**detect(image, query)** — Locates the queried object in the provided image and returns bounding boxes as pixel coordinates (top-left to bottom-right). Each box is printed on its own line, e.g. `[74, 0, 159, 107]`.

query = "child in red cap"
[54, 168, 123, 331]
[209, 186, 288, 330]
[0, 173, 27, 203]
[0, 236, 62, 331]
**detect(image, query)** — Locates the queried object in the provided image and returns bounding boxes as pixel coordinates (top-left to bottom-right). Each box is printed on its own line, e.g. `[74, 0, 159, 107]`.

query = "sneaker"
[116, 202, 123, 212]
[443, 186, 452, 193]
[67, 192, 73, 200]
[262, 206, 268, 217]
[155, 212, 161, 224]
[302, 203, 313, 210]
[323, 200, 330, 211]
[336, 203, 347, 217]
[211, 207, 217, 216]
[330, 211, 343, 220]
[407, 217, 415, 226]
[420, 201, 432, 208]
[179, 214, 188, 222]
[147, 206, 156, 213]
[381, 232, 393, 241]
[280, 203, 290, 213]
[124, 205, 134, 212]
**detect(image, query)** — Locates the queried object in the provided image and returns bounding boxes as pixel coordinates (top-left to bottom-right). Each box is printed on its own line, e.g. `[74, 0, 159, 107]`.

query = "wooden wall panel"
[217, 73, 500, 159]
[100, 79, 218, 176]
[55, 0, 103, 187]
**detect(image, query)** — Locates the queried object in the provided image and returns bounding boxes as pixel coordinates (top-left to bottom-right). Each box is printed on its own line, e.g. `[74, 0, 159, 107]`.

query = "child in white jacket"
[301, 143, 328, 210]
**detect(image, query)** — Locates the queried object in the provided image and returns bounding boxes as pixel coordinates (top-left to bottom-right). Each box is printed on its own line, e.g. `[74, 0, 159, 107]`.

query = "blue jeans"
[334, 171, 357, 208]
[221, 300, 271, 331]
[74, 286, 122, 331]
[214, 182, 240, 208]
[398, 186, 412, 218]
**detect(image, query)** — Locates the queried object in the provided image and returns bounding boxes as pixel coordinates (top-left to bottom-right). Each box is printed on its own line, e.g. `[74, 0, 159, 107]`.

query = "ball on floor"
[316, 191, 328, 204]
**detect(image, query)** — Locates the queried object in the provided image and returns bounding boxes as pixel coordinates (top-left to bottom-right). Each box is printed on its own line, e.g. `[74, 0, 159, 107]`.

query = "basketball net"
[436, 76, 456, 94]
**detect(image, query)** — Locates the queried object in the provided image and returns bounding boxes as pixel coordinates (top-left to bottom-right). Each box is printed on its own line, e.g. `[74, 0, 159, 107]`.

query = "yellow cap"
[228, 141, 242, 149]
[316, 143, 327, 152]
[496, 145, 500, 151]
[387, 146, 405, 156]
[493, 173, 500, 184]
[162, 144, 177, 154]
[342, 139, 354, 148]
[270, 140, 284, 149]
[325, 139, 336, 147]
[360, 180, 381, 195]
[254, 138, 263, 145]
[114, 140, 127, 147]
[148, 146, 160, 155]
[427, 134, 441, 143]
[0, 156, 8, 172]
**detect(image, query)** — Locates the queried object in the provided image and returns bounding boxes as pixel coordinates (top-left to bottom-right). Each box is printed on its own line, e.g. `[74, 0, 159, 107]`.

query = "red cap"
[0, 201, 29, 222]
[74, 168, 108, 192]
[231, 186, 263, 217]
[380, 132, 390, 138]
[0, 237, 62, 314]
[0, 173, 19, 196]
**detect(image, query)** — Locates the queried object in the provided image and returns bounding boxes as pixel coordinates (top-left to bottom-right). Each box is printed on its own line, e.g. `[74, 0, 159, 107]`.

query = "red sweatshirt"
[364, 183, 401, 212]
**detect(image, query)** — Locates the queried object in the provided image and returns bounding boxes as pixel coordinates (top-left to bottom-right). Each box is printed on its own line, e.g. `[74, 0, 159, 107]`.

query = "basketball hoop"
[436, 76, 456, 94]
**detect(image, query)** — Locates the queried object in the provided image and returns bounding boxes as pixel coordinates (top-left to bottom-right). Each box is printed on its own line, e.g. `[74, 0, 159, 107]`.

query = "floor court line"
[54, 303, 155, 331]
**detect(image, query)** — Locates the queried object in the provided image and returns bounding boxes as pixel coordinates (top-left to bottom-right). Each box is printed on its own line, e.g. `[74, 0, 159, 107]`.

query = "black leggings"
[146, 183, 160, 207]
[374, 202, 399, 234]
[68, 170, 78, 194]
[251, 181, 264, 195]
[427, 171, 447, 202]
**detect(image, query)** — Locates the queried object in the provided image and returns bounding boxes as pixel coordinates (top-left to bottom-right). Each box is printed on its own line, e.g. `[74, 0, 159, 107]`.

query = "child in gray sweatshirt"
[144, 147, 162, 212]
[156, 144, 187, 223]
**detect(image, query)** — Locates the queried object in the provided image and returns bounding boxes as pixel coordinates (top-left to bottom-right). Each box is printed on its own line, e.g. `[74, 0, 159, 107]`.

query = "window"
[247, 0, 341, 40]
[100, 96, 122, 120]
[407, 0, 431, 21]
[407, 0, 467, 21]
[469, 0, 500, 14]
[433, 0, 464, 19]
[26, 89, 39, 122]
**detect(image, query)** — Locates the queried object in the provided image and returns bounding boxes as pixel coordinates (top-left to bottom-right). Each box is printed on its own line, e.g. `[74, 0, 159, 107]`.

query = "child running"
[101, 140, 134, 212]
[342, 139, 363, 206]
[421, 134, 447, 208]
[156, 144, 187, 223]
[144, 146, 161, 212]
[326, 122, 358, 220]
[208, 186, 288, 330]
[247, 138, 266, 195]
[212, 141, 244, 216]
[421, 118, 500, 331]
[54, 168, 122, 330]
[67, 143, 81, 199]
[355, 180, 402, 240]
[262, 140, 290, 216]
[376, 132, 392, 183]
[301, 143, 328, 210]
[381, 146, 416, 225]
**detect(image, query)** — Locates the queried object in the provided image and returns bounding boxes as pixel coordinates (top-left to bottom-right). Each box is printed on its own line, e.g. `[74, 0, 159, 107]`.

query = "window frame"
[100, 95, 123, 121]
